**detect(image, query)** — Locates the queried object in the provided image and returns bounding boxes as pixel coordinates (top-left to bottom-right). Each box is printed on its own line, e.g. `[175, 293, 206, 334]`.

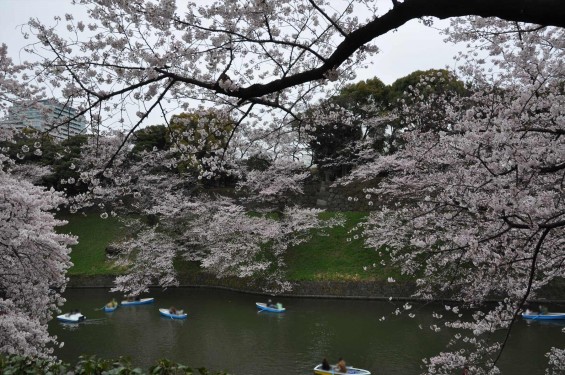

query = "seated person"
[336, 358, 347, 373]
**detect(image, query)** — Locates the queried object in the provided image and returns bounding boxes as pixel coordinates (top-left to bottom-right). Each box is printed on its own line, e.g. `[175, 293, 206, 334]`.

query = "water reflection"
[58, 322, 82, 331]
[523, 319, 565, 328]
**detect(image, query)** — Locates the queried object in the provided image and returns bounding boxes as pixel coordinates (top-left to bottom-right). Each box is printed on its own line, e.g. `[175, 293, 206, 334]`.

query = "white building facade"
[1, 99, 87, 140]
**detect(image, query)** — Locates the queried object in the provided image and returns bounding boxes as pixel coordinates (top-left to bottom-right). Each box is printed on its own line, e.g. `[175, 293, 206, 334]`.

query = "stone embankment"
[68, 274, 565, 302]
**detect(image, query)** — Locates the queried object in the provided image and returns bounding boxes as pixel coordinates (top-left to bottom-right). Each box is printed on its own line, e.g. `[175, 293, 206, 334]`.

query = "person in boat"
[321, 358, 331, 371]
[267, 299, 275, 308]
[169, 306, 177, 314]
[336, 357, 347, 373]
[539, 305, 548, 315]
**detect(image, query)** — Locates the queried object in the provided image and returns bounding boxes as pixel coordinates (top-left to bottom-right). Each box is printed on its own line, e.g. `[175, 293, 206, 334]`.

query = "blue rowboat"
[56, 312, 86, 323]
[256, 302, 286, 313]
[522, 312, 565, 320]
[313, 364, 371, 375]
[121, 298, 154, 306]
[103, 305, 118, 312]
[159, 308, 187, 320]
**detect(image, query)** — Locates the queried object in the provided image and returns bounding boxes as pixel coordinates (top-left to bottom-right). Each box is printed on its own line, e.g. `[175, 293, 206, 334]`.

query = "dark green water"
[49, 288, 565, 374]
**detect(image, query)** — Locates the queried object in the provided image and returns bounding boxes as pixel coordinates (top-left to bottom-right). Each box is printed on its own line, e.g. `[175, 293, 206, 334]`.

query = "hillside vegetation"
[60, 212, 398, 282]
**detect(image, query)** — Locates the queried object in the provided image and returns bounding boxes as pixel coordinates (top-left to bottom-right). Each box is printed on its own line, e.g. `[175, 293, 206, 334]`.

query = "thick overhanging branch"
[52, 0, 565, 114]
[226, 0, 565, 101]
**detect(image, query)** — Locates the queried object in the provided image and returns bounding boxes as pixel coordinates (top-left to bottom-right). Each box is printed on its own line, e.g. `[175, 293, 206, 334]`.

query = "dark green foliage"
[131, 125, 170, 154]
[168, 112, 237, 188]
[388, 69, 467, 104]
[0, 131, 89, 195]
[0, 354, 67, 375]
[335, 77, 388, 109]
[305, 77, 387, 180]
[73, 355, 143, 374]
[305, 69, 468, 167]
[334, 76, 390, 154]
[307, 115, 362, 181]
[0, 128, 55, 165]
[243, 154, 272, 172]
[385, 69, 469, 149]
[0, 354, 230, 375]
[42, 134, 89, 195]
[149, 358, 228, 375]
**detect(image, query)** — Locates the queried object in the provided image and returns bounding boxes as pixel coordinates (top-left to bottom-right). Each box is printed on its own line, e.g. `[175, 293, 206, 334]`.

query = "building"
[0, 99, 87, 140]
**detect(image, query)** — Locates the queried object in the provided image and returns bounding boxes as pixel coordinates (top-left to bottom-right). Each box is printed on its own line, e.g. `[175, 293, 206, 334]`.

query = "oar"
[83, 318, 106, 323]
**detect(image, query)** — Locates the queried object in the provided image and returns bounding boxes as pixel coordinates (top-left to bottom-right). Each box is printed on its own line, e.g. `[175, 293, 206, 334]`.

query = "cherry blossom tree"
[111, 194, 343, 296]
[0, 167, 76, 358]
[1, 44, 77, 358]
[17, 0, 565, 143]
[345, 20, 564, 374]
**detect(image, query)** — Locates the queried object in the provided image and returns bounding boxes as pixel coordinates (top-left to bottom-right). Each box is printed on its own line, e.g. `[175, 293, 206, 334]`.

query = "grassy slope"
[285, 211, 366, 280]
[284, 212, 395, 281]
[60, 211, 398, 281]
[59, 213, 124, 276]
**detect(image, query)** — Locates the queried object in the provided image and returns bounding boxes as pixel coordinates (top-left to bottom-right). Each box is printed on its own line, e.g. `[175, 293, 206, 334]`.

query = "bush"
[0, 354, 231, 375]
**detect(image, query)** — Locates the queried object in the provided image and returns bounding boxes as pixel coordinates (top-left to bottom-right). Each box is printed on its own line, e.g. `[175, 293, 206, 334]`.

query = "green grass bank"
[59, 212, 565, 301]
[59, 211, 395, 282]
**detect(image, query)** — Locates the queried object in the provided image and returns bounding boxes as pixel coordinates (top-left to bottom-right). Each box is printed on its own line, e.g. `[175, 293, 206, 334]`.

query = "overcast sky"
[1, 0, 463, 85]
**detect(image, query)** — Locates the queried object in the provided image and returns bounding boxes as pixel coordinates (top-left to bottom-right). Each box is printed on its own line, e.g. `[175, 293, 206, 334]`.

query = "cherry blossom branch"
[104, 79, 175, 169]
[308, 0, 348, 38]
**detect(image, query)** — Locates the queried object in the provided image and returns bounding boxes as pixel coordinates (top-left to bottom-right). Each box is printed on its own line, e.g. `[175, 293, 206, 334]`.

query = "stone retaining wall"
[282, 179, 381, 211]
[67, 274, 565, 302]
[207, 179, 381, 212]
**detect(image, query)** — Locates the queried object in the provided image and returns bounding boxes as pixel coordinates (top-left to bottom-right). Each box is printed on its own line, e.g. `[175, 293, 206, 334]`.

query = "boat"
[159, 308, 188, 320]
[56, 312, 86, 323]
[256, 302, 286, 313]
[522, 312, 565, 320]
[313, 364, 371, 375]
[103, 304, 118, 312]
[104, 300, 119, 312]
[121, 297, 155, 306]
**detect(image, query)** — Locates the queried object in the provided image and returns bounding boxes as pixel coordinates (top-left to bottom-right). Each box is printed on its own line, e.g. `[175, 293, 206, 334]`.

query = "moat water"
[49, 288, 565, 374]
